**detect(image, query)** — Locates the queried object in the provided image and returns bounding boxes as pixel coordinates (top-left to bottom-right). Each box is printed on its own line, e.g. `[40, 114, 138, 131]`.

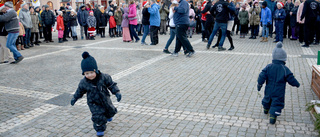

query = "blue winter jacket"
[173, 0, 190, 25]
[274, 8, 286, 23]
[258, 60, 300, 113]
[265, 0, 277, 16]
[260, 7, 272, 25]
[77, 9, 89, 26]
[148, 3, 161, 27]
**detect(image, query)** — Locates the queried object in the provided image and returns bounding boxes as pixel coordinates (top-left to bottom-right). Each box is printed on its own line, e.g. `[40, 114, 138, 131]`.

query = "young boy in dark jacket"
[71, 51, 122, 137]
[257, 42, 300, 124]
[274, 2, 286, 43]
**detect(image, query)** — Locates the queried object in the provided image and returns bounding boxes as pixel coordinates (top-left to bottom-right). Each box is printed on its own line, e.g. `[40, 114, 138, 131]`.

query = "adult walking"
[300, 0, 319, 47]
[41, 5, 55, 43]
[0, 2, 24, 64]
[148, 0, 160, 45]
[19, 3, 33, 47]
[0, 3, 14, 64]
[163, 0, 179, 54]
[172, 0, 195, 57]
[78, 4, 89, 40]
[206, 0, 235, 51]
[128, 0, 140, 42]
[141, 1, 150, 45]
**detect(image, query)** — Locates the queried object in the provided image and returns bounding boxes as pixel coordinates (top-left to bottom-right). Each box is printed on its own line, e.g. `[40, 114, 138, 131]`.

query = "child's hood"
[124, 7, 129, 14]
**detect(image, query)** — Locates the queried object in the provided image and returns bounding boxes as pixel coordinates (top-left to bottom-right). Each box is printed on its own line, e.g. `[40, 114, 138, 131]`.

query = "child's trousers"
[93, 122, 107, 132]
[275, 21, 284, 42]
[58, 30, 64, 38]
[262, 93, 285, 116]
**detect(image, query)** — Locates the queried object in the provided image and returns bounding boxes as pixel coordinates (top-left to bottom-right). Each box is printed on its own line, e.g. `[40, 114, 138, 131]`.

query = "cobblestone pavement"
[0, 30, 319, 137]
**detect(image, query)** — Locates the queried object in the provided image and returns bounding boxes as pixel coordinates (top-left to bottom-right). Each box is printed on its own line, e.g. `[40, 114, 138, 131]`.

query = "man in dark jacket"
[172, 0, 195, 57]
[77, 4, 89, 39]
[206, 0, 235, 51]
[60, 7, 69, 42]
[201, 0, 214, 42]
[283, 0, 294, 38]
[94, 4, 102, 36]
[41, 5, 55, 43]
[300, 0, 319, 47]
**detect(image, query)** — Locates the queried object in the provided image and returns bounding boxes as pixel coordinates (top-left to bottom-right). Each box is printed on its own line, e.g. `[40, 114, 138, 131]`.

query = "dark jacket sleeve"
[202, 4, 211, 14]
[104, 74, 120, 94]
[73, 80, 87, 100]
[258, 65, 269, 85]
[285, 67, 300, 87]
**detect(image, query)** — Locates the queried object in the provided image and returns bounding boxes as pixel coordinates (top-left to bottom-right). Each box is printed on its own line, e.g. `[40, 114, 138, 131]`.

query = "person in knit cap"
[257, 42, 300, 125]
[273, 2, 286, 43]
[71, 51, 122, 137]
[87, 10, 96, 40]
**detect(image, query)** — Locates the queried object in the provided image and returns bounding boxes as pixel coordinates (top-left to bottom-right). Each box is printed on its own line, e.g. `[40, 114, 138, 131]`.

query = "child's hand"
[257, 84, 262, 91]
[71, 98, 77, 106]
[115, 92, 122, 102]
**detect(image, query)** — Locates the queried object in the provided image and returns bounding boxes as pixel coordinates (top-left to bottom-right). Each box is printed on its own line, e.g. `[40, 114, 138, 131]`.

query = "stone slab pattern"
[0, 34, 319, 136]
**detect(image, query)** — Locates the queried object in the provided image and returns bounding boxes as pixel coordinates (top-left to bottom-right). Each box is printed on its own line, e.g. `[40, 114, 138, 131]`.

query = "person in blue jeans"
[206, 0, 235, 51]
[260, 1, 272, 42]
[141, 1, 150, 45]
[0, 2, 24, 64]
[19, 3, 33, 48]
[163, 1, 179, 54]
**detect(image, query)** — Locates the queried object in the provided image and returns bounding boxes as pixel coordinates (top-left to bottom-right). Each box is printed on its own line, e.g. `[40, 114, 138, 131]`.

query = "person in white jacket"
[163, 0, 179, 54]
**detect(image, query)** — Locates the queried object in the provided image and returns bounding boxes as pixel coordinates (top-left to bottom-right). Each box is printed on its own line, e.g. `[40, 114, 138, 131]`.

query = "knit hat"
[0, 4, 4, 11]
[253, 0, 258, 4]
[4, 2, 13, 8]
[57, 11, 63, 15]
[81, 52, 98, 75]
[89, 10, 93, 15]
[44, 5, 49, 8]
[143, 1, 148, 7]
[277, 2, 284, 8]
[60, 6, 65, 11]
[67, 3, 71, 6]
[262, 1, 267, 7]
[21, 3, 28, 8]
[272, 42, 287, 61]
[241, 4, 246, 9]
[108, 11, 113, 16]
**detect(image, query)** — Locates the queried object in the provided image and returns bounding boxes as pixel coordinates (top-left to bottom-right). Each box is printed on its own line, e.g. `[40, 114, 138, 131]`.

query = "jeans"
[150, 26, 159, 44]
[116, 25, 122, 34]
[129, 24, 139, 41]
[174, 24, 194, 53]
[164, 27, 176, 49]
[24, 28, 31, 45]
[80, 25, 88, 38]
[262, 25, 269, 38]
[208, 22, 227, 47]
[137, 24, 142, 34]
[71, 26, 77, 36]
[6, 33, 21, 60]
[141, 25, 149, 43]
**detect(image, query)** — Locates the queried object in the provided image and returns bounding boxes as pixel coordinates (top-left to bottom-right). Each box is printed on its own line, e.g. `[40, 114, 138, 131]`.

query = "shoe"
[171, 52, 178, 57]
[206, 44, 210, 49]
[49, 40, 54, 42]
[253, 36, 256, 39]
[81, 36, 84, 40]
[58, 38, 63, 43]
[249, 36, 254, 39]
[302, 44, 309, 47]
[73, 36, 77, 41]
[149, 43, 156, 46]
[63, 39, 68, 42]
[189, 36, 192, 38]
[107, 117, 113, 122]
[163, 49, 171, 54]
[35, 43, 40, 46]
[260, 38, 265, 42]
[67, 36, 71, 38]
[36, 41, 42, 43]
[202, 38, 208, 42]
[314, 42, 319, 45]
[29, 43, 34, 47]
[264, 38, 268, 42]
[96, 131, 104, 137]
[264, 109, 269, 114]
[10, 56, 24, 64]
[212, 44, 218, 48]
[135, 39, 140, 43]
[228, 46, 234, 51]
[218, 46, 226, 51]
[0, 61, 9, 64]
[16, 45, 21, 51]
[186, 51, 195, 57]
[20, 45, 25, 50]
[269, 115, 277, 124]
[141, 42, 148, 45]
[24, 45, 29, 49]
[273, 40, 278, 43]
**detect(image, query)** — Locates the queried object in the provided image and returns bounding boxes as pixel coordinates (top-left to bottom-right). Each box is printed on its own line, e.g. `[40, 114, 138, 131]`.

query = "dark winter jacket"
[99, 12, 108, 28]
[94, 8, 102, 27]
[210, 0, 235, 23]
[62, 11, 70, 26]
[274, 8, 286, 23]
[301, 0, 319, 24]
[265, 0, 277, 15]
[77, 9, 89, 26]
[173, 0, 190, 25]
[142, 8, 150, 25]
[41, 9, 55, 26]
[73, 72, 119, 125]
[201, 1, 214, 23]
[290, 6, 299, 27]
[234, 8, 240, 22]
[69, 14, 78, 26]
[258, 60, 300, 114]
[284, 2, 294, 21]
[0, 12, 8, 36]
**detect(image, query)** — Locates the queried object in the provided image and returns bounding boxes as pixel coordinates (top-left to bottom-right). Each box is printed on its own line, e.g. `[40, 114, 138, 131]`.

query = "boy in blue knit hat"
[71, 51, 122, 137]
[257, 42, 300, 124]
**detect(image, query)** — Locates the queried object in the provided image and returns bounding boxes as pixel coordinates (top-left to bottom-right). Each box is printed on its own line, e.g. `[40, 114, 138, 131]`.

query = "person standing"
[163, 0, 179, 54]
[19, 3, 33, 48]
[136, 2, 143, 36]
[93, 4, 102, 36]
[265, 0, 277, 37]
[98, 6, 108, 38]
[78, 5, 89, 40]
[284, 0, 294, 39]
[274, 2, 286, 43]
[232, 3, 240, 35]
[172, 0, 195, 57]
[0, 2, 24, 64]
[41, 5, 55, 43]
[248, 0, 261, 39]
[296, 0, 305, 44]
[56, 11, 64, 43]
[289, 0, 299, 40]
[30, 6, 40, 46]
[0, 3, 14, 64]
[159, 1, 169, 35]
[141, 1, 150, 45]
[148, 0, 160, 45]
[260, 1, 272, 42]
[60, 7, 69, 42]
[239, 4, 249, 38]
[69, 9, 78, 40]
[128, 0, 140, 42]
[114, 7, 123, 37]
[35, 6, 43, 41]
[300, 0, 319, 47]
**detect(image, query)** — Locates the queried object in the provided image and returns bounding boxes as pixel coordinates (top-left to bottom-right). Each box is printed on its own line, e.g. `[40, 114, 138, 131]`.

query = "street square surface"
[0, 32, 319, 137]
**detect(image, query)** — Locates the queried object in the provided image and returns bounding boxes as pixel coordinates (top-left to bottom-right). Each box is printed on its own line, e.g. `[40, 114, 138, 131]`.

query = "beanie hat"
[57, 11, 62, 15]
[89, 10, 94, 15]
[4, 2, 13, 8]
[108, 11, 113, 16]
[44, 5, 49, 8]
[21, 3, 28, 8]
[67, 3, 71, 6]
[29, 6, 34, 10]
[81, 52, 98, 75]
[143, 1, 148, 7]
[262, 1, 267, 7]
[253, 0, 258, 4]
[241, 4, 246, 9]
[272, 42, 287, 61]
[60, 6, 65, 11]
[277, 2, 284, 8]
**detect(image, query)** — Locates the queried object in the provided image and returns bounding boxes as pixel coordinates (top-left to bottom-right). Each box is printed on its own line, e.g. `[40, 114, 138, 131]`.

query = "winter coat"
[41, 10, 55, 26]
[0, 13, 8, 36]
[249, 6, 261, 25]
[56, 15, 64, 31]
[296, 2, 305, 24]
[258, 60, 300, 116]
[69, 14, 78, 26]
[19, 8, 33, 29]
[301, 0, 319, 24]
[210, 0, 235, 23]
[19, 22, 25, 36]
[30, 12, 39, 32]
[62, 12, 70, 26]
[114, 11, 123, 26]
[238, 10, 249, 25]
[148, 3, 161, 26]
[189, 8, 195, 19]
[159, 4, 169, 20]
[99, 12, 108, 28]
[173, 0, 190, 25]
[274, 8, 286, 23]
[265, 0, 277, 15]
[94, 8, 102, 27]
[109, 16, 116, 28]
[142, 8, 150, 25]
[234, 8, 240, 22]
[201, 1, 213, 23]
[72, 72, 119, 125]
[122, 8, 130, 28]
[87, 15, 96, 27]
[0, 9, 20, 33]
[77, 9, 89, 26]
[260, 7, 272, 25]
[137, 8, 142, 24]
[290, 6, 299, 27]
[284, 2, 294, 21]
[128, 4, 138, 25]
[201, 6, 207, 21]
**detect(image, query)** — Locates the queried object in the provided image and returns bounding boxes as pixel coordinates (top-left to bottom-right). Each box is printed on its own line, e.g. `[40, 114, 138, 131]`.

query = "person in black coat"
[232, 3, 240, 35]
[69, 9, 78, 40]
[283, 0, 294, 38]
[71, 52, 122, 137]
[41, 5, 55, 42]
[60, 6, 70, 42]
[289, 1, 299, 40]
[141, 2, 150, 45]
[300, 0, 320, 47]
[99, 7, 108, 38]
[94, 5, 102, 36]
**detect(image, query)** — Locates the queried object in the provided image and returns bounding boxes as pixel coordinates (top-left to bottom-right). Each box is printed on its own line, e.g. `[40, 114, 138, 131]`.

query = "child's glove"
[115, 92, 122, 102]
[257, 84, 262, 91]
[70, 98, 77, 106]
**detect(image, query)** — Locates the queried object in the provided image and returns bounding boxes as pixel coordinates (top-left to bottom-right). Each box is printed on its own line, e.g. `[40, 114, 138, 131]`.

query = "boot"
[260, 37, 265, 42]
[16, 45, 21, 51]
[63, 38, 68, 42]
[228, 45, 234, 50]
[24, 44, 29, 49]
[73, 36, 76, 41]
[264, 38, 268, 42]
[58, 38, 63, 43]
[20, 45, 25, 50]
[249, 35, 254, 39]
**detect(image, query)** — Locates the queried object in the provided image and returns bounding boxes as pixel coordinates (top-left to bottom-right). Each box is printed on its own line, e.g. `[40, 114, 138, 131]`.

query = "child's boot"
[263, 108, 269, 114]
[59, 38, 63, 43]
[269, 115, 277, 124]
[96, 131, 104, 137]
